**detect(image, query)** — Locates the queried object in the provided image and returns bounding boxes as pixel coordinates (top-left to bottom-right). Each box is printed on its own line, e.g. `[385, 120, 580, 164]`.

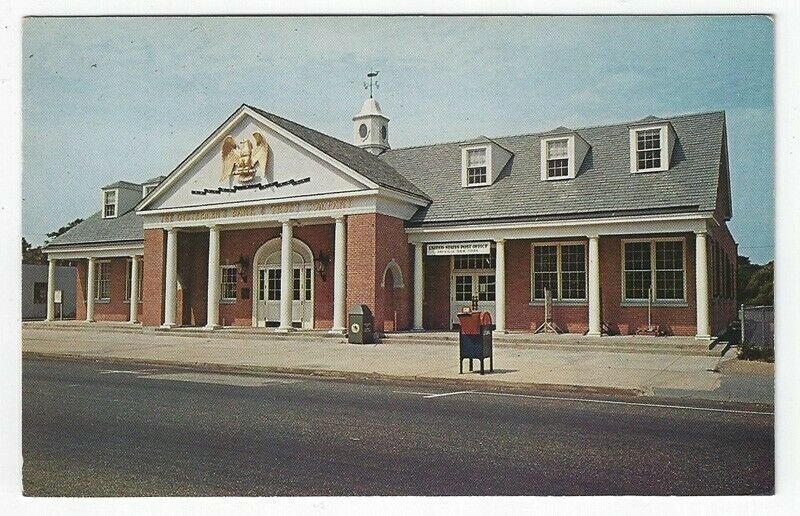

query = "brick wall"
[295, 224, 336, 329]
[142, 229, 165, 326]
[709, 221, 738, 335]
[599, 234, 697, 336]
[215, 224, 334, 328]
[177, 232, 209, 326]
[708, 150, 739, 335]
[423, 255, 451, 330]
[346, 213, 377, 320]
[346, 213, 412, 334]
[75, 257, 142, 322]
[505, 239, 590, 333]
[75, 261, 86, 320]
[374, 214, 413, 332]
[420, 233, 705, 336]
[70, 224, 728, 337]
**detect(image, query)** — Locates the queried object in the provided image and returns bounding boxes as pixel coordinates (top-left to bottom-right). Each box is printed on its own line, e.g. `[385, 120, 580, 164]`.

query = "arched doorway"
[252, 237, 314, 329]
[381, 259, 404, 333]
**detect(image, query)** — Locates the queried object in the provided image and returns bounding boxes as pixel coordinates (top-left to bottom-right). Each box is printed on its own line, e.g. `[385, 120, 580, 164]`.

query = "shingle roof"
[380, 111, 726, 227]
[102, 180, 142, 191]
[44, 109, 727, 250]
[45, 209, 144, 248]
[247, 105, 429, 200]
[142, 175, 167, 185]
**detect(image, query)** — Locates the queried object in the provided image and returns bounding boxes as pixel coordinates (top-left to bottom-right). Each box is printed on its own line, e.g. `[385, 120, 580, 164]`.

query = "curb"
[22, 351, 645, 398]
[22, 324, 346, 341]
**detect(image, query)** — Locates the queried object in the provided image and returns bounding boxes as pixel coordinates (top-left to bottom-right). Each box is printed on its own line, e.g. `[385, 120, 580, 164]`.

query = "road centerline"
[98, 369, 159, 375]
[423, 390, 475, 398]
[471, 391, 773, 416]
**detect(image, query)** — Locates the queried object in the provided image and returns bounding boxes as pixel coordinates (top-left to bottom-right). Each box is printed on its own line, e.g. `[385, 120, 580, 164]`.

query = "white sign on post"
[54, 290, 63, 304]
[426, 242, 491, 256]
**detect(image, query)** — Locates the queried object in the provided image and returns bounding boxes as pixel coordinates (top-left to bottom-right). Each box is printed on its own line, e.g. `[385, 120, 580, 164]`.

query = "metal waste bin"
[348, 304, 374, 344]
[456, 310, 494, 374]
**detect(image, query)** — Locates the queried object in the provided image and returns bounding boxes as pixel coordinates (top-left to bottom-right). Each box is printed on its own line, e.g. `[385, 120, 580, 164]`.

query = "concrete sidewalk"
[20, 325, 773, 404]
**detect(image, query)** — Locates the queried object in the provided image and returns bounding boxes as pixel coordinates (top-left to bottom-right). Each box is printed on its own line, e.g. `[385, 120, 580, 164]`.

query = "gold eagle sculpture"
[221, 132, 269, 182]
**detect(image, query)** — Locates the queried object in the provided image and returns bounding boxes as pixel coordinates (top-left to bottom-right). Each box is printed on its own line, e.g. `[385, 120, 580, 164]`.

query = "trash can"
[456, 310, 494, 374]
[348, 304, 374, 344]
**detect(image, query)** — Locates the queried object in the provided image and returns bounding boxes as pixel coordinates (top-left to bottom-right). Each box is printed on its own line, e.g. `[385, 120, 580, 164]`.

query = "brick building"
[42, 98, 737, 340]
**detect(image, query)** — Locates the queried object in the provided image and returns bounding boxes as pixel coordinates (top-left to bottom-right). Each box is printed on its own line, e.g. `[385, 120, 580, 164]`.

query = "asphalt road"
[22, 359, 774, 496]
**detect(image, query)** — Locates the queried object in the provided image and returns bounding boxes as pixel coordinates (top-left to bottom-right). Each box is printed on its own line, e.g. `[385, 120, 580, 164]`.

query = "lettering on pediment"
[159, 199, 353, 224]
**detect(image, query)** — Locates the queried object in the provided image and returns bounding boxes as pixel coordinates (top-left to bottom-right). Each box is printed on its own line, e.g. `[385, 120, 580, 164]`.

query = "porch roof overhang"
[42, 240, 144, 260]
[405, 210, 715, 244]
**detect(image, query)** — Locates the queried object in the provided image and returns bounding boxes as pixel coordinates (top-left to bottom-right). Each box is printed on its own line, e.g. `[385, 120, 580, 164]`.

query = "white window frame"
[462, 145, 490, 187]
[102, 189, 118, 219]
[220, 265, 238, 302]
[95, 260, 112, 302]
[540, 137, 573, 180]
[142, 184, 157, 198]
[530, 241, 588, 304]
[124, 258, 144, 303]
[620, 237, 687, 305]
[629, 124, 670, 173]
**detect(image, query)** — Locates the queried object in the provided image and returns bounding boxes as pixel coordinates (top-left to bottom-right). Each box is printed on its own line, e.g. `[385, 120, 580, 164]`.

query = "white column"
[494, 239, 506, 333]
[695, 231, 711, 340]
[413, 243, 424, 330]
[278, 220, 294, 332]
[587, 235, 601, 336]
[129, 255, 139, 323]
[86, 257, 96, 322]
[46, 258, 56, 322]
[205, 225, 221, 329]
[330, 216, 347, 333]
[163, 228, 178, 328]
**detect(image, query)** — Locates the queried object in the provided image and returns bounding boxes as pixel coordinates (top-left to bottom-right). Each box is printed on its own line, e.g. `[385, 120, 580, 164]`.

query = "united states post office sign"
[426, 242, 491, 256]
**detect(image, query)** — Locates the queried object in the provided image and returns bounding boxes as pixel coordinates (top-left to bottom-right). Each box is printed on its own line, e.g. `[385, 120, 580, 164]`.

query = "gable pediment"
[140, 108, 374, 212]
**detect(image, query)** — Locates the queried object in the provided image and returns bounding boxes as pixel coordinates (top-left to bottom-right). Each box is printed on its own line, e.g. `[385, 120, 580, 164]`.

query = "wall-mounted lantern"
[314, 251, 330, 281]
[234, 255, 250, 282]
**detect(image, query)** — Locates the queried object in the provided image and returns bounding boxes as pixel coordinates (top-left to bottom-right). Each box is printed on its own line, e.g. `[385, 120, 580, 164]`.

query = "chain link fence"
[740, 305, 774, 349]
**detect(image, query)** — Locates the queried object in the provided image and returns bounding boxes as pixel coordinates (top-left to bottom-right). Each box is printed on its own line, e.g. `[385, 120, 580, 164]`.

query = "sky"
[21, 15, 774, 263]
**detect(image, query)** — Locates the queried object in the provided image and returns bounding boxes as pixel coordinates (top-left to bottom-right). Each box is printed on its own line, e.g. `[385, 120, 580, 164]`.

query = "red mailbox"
[456, 310, 494, 375]
[457, 311, 482, 335]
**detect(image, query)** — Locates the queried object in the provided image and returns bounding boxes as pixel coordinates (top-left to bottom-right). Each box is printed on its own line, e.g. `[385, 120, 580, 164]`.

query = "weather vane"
[363, 69, 380, 98]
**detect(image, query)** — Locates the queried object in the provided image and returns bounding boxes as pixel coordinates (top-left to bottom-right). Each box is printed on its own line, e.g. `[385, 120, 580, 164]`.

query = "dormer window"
[466, 148, 488, 185]
[540, 133, 589, 181]
[629, 122, 676, 173]
[460, 139, 512, 188]
[545, 139, 569, 178]
[103, 190, 118, 218]
[142, 184, 157, 198]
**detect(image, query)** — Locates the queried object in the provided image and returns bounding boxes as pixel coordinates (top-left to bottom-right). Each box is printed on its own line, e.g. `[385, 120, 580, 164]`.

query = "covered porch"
[407, 213, 723, 341]
[148, 214, 348, 333]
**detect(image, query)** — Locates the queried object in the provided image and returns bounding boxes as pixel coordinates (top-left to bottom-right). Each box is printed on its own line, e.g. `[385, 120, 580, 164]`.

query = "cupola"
[353, 97, 390, 155]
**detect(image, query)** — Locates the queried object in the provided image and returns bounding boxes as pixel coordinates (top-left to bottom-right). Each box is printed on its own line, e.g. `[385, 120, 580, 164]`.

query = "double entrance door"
[450, 271, 497, 328]
[256, 264, 313, 329]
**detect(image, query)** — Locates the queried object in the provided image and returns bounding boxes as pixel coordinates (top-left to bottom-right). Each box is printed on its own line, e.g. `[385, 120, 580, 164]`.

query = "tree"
[737, 255, 774, 306]
[45, 218, 83, 245]
[22, 218, 84, 265]
[22, 237, 45, 265]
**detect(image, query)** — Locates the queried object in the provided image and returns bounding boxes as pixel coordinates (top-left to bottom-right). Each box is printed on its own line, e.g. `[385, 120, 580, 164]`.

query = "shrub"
[737, 343, 774, 362]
